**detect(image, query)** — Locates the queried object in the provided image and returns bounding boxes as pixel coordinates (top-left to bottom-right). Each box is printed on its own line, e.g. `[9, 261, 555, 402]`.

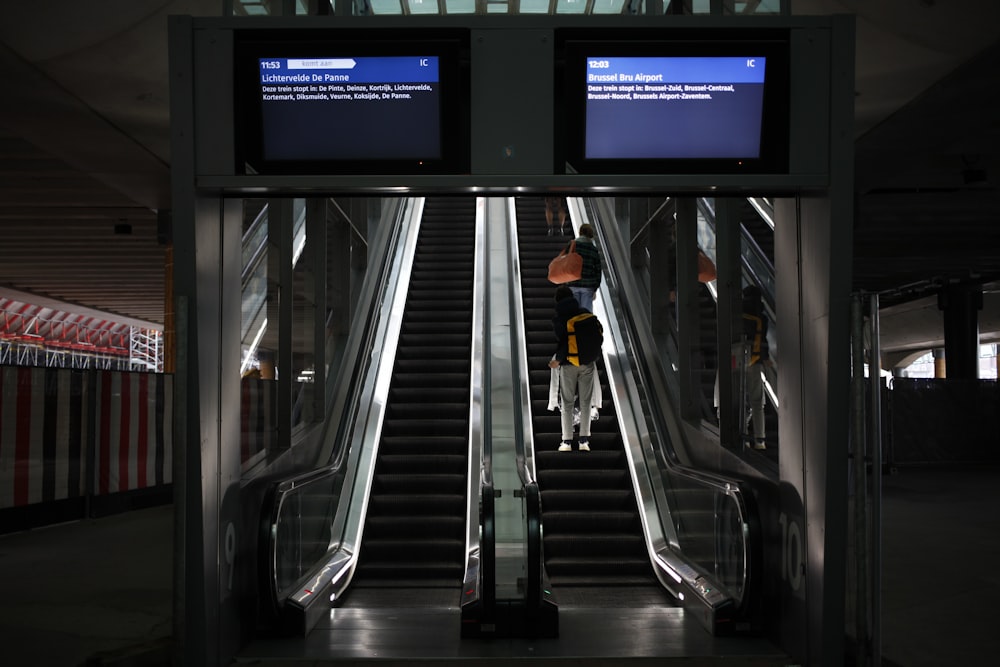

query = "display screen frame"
[556, 28, 791, 175]
[233, 28, 471, 176]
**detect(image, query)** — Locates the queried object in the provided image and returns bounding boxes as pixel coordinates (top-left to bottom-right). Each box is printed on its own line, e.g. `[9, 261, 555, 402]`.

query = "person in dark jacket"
[742, 285, 771, 449]
[547, 285, 600, 452]
[567, 223, 601, 312]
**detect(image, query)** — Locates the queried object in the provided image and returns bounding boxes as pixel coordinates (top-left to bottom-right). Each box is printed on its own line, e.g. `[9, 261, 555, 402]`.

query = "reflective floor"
[3, 466, 999, 666]
[239, 585, 788, 666]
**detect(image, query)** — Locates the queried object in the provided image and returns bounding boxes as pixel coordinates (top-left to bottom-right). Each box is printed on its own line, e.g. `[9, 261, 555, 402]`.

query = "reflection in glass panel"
[369, 0, 404, 14]
[241, 199, 276, 470]
[556, 0, 589, 14]
[691, 0, 712, 13]
[407, 0, 441, 14]
[486, 2, 509, 12]
[591, 0, 627, 13]
[237, 0, 270, 15]
[726, 0, 782, 13]
[519, 0, 550, 13]
[445, 0, 477, 12]
[290, 199, 315, 430]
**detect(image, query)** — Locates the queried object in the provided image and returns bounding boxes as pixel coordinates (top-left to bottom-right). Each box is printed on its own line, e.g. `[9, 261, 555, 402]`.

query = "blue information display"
[257, 56, 442, 163]
[585, 56, 767, 160]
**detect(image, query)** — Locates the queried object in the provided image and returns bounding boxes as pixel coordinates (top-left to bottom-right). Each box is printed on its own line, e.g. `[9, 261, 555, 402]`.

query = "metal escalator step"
[393, 359, 470, 374]
[379, 418, 467, 437]
[364, 514, 465, 539]
[385, 402, 468, 421]
[370, 471, 466, 495]
[400, 323, 471, 337]
[535, 450, 623, 469]
[536, 469, 630, 490]
[390, 372, 470, 389]
[543, 533, 648, 559]
[367, 493, 465, 515]
[376, 453, 467, 475]
[378, 435, 467, 455]
[360, 537, 465, 562]
[542, 510, 640, 533]
[537, 489, 635, 512]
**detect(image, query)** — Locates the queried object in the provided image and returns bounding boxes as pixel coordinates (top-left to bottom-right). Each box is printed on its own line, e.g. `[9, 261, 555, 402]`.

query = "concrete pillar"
[933, 347, 946, 378]
[937, 284, 983, 379]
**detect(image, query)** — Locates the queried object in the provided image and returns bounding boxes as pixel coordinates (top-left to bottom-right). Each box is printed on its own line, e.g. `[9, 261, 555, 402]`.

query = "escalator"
[349, 196, 477, 589]
[514, 197, 671, 598]
[738, 198, 774, 265]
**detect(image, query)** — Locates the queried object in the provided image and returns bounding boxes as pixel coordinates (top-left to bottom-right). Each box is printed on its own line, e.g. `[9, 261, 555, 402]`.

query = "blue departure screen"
[585, 56, 767, 160]
[257, 56, 442, 162]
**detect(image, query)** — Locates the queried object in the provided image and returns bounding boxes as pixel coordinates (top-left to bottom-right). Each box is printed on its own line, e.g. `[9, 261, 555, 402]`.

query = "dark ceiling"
[1, 1, 999, 353]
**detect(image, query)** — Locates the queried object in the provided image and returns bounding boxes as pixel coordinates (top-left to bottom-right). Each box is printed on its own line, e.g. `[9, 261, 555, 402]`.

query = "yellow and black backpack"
[566, 312, 604, 366]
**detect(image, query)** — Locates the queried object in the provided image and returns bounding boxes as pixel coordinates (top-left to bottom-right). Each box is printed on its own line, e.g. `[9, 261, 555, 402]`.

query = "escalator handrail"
[505, 197, 539, 488]
[462, 197, 491, 620]
[504, 197, 550, 614]
[747, 196, 776, 231]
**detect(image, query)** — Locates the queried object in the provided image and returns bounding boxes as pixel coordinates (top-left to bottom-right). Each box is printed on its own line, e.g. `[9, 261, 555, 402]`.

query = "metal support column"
[714, 197, 741, 447]
[674, 197, 701, 422]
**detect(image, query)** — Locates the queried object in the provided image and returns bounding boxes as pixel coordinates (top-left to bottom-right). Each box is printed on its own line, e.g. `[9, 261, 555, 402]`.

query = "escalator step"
[391, 372, 470, 389]
[371, 472, 467, 495]
[367, 493, 465, 515]
[380, 418, 467, 437]
[534, 450, 624, 469]
[536, 469, 630, 490]
[543, 533, 647, 559]
[377, 454, 467, 475]
[385, 402, 468, 421]
[542, 510, 640, 533]
[398, 333, 469, 347]
[538, 489, 635, 512]
[365, 514, 465, 540]
[360, 538, 465, 562]
[379, 435, 468, 455]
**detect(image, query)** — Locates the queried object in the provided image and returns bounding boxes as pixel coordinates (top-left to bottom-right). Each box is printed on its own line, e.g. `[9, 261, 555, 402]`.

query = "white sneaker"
[558, 442, 572, 452]
[578, 440, 590, 452]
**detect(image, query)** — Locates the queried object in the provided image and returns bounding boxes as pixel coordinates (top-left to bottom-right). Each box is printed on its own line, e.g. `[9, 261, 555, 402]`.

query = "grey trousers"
[559, 361, 596, 440]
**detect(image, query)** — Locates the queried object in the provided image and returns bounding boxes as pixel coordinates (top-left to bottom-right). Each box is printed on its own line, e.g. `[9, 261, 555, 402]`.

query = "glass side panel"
[445, 0, 477, 13]
[291, 199, 318, 429]
[370, 0, 404, 14]
[407, 0, 441, 14]
[272, 471, 347, 596]
[591, 0, 627, 14]
[725, 0, 783, 14]
[556, 0, 589, 14]
[241, 199, 276, 469]
[662, 468, 748, 602]
[519, 0, 551, 13]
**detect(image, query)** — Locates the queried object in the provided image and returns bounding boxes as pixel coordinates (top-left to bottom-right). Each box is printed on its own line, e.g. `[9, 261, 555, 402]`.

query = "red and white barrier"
[0, 366, 172, 509]
[94, 370, 173, 496]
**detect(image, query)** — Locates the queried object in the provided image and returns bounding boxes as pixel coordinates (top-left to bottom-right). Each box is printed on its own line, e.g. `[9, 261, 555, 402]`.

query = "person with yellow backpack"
[548, 285, 604, 452]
